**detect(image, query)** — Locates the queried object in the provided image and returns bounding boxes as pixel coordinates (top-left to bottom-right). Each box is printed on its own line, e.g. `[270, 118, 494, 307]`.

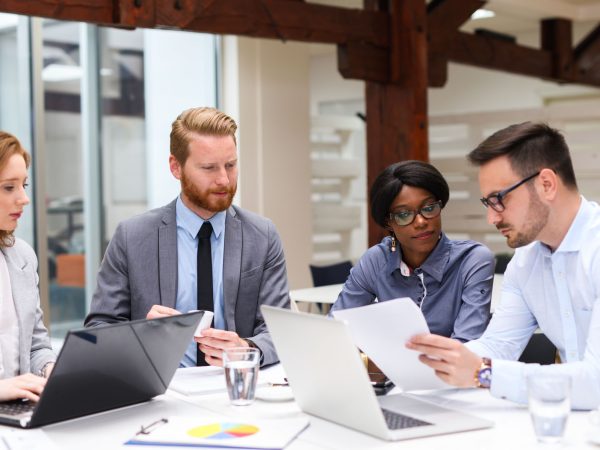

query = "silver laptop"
[262, 306, 493, 441]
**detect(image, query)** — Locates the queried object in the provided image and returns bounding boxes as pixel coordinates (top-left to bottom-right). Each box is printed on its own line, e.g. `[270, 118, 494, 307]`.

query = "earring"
[390, 235, 397, 252]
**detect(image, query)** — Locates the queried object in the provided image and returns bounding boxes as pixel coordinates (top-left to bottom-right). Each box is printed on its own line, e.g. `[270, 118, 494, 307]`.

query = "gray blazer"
[1, 238, 55, 375]
[85, 200, 290, 366]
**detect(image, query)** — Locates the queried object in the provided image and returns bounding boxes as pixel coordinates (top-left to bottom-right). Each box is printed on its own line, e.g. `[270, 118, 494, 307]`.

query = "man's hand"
[195, 329, 250, 367]
[146, 305, 180, 320]
[0, 374, 47, 402]
[406, 334, 482, 387]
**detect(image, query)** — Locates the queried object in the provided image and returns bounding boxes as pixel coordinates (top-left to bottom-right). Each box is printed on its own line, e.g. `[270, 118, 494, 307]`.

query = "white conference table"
[25, 364, 600, 449]
[289, 283, 343, 305]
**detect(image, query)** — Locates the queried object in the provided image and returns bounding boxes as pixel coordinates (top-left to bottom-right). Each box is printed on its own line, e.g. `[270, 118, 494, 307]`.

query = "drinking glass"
[223, 347, 260, 406]
[527, 374, 571, 444]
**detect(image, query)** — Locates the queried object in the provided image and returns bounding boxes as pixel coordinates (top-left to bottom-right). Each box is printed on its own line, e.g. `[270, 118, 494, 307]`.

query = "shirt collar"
[549, 195, 590, 254]
[176, 195, 226, 239]
[387, 232, 449, 282]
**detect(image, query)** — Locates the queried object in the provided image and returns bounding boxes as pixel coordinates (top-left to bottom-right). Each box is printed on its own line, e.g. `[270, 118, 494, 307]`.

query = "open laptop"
[0, 311, 204, 428]
[262, 306, 493, 441]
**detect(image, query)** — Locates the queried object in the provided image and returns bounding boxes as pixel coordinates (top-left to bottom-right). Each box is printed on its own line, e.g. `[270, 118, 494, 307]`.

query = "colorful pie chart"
[187, 422, 259, 439]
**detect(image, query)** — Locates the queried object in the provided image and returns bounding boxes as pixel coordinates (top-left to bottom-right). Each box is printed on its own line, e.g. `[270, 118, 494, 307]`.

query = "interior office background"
[1, 7, 600, 343]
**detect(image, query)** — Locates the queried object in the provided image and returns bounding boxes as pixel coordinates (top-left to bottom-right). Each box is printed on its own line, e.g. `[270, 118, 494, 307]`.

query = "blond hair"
[0, 131, 31, 248]
[170, 107, 238, 165]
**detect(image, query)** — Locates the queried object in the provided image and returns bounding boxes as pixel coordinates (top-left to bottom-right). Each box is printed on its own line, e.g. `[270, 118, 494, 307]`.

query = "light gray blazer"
[1, 238, 55, 375]
[85, 200, 290, 366]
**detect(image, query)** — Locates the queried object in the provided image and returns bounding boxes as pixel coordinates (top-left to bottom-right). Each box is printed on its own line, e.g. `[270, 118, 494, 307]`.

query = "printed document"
[125, 415, 309, 449]
[332, 298, 448, 391]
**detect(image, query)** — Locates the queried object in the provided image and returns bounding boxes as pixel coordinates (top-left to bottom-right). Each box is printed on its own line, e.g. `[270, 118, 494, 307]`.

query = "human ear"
[169, 155, 182, 180]
[538, 168, 558, 201]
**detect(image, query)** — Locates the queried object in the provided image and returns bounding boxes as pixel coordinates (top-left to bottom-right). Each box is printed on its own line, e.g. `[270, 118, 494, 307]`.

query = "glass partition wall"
[0, 14, 218, 342]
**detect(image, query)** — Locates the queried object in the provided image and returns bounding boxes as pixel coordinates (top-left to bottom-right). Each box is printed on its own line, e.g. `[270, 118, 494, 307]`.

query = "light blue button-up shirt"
[175, 196, 226, 367]
[467, 197, 600, 410]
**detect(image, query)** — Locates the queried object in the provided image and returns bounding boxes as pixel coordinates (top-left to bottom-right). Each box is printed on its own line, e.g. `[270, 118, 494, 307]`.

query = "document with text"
[332, 298, 448, 391]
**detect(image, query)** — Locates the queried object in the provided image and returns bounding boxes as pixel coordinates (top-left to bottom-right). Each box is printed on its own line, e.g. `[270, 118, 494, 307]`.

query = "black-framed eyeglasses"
[480, 171, 540, 212]
[389, 201, 443, 227]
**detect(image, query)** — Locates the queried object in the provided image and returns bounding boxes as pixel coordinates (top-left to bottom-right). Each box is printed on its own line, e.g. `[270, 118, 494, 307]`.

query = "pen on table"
[1, 436, 11, 450]
[268, 378, 289, 387]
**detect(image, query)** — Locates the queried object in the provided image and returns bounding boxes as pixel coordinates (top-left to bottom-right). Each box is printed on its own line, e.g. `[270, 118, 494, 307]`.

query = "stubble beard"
[501, 187, 549, 248]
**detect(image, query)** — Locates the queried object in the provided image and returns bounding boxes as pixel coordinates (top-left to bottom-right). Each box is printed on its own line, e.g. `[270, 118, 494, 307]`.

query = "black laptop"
[0, 311, 204, 428]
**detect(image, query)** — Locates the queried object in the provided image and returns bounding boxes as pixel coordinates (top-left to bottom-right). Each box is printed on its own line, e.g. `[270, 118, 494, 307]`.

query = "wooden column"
[365, 0, 429, 246]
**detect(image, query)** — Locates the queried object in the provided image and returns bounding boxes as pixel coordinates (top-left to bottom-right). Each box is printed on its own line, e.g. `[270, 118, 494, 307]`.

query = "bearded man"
[407, 122, 600, 410]
[85, 107, 290, 367]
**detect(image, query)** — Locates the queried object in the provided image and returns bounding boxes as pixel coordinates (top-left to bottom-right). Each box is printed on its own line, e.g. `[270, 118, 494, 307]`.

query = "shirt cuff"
[489, 359, 529, 405]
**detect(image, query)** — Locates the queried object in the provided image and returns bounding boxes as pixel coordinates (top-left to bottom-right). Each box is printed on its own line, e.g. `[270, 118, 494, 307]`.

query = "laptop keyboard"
[0, 400, 36, 416]
[381, 408, 432, 430]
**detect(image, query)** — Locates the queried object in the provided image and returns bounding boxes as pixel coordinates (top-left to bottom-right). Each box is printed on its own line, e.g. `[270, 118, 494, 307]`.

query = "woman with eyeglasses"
[0, 131, 55, 402]
[330, 160, 494, 342]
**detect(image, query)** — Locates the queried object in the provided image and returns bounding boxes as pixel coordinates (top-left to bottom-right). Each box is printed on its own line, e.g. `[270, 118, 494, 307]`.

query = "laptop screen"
[29, 312, 202, 427]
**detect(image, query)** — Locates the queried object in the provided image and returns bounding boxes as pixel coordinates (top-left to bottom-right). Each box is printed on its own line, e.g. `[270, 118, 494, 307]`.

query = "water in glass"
[225, 360, 259, 406]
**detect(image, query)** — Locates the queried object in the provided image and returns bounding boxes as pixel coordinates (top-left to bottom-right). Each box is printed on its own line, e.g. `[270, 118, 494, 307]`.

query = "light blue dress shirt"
[467, 197, 600, 410]
[175, 196, 226, 367]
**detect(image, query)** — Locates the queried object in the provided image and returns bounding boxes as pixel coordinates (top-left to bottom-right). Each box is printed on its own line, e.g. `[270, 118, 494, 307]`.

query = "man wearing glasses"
[407, 122, 600, 410]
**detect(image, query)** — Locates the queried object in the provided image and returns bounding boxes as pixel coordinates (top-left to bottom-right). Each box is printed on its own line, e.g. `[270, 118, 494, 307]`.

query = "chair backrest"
[309, 260, 353, 287]
[519, 333, 557, 365]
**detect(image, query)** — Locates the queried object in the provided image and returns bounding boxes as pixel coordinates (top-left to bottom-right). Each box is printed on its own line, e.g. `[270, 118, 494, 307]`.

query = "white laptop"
[262, 306, 493, 441]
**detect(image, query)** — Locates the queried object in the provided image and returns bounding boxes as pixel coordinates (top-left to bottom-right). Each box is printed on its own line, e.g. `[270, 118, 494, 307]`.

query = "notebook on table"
[0, 311, 205, 428]
[261, 306, 493, 441]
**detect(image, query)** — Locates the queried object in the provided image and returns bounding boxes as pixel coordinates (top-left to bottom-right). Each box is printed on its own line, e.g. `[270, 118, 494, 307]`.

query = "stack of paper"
[169, 366, 271, 396]
[125, 415, 309, 449]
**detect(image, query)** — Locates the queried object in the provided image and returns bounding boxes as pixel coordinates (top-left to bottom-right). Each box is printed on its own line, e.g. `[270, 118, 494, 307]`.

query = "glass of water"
[223, 347, 260, 406]
[527, 374, 571, 444]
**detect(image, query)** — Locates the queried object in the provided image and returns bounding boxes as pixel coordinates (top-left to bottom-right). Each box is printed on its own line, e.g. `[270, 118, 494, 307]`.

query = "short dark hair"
[468, 122, 577, 189]
[369, 160, 449, 229]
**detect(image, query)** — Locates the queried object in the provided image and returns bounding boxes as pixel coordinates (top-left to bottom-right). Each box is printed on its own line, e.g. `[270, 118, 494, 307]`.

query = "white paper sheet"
[169, 366, 272, 396]
[332, 298, 447, 391]
[0, 428, 58, 450]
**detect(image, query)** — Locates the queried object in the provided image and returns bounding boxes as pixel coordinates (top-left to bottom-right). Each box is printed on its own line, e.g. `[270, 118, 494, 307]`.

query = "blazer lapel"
[223, 207, 242, 330]
[2, 246, 30, 372]
[158, 202, 178, 308]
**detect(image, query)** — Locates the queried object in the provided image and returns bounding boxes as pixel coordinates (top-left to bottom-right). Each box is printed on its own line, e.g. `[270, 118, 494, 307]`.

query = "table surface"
[14, 364, 598, 450]
[289, 283, 343, 304]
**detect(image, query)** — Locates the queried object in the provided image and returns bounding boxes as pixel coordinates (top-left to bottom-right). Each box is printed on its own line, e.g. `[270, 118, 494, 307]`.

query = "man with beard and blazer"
[85, 107, 290, 367]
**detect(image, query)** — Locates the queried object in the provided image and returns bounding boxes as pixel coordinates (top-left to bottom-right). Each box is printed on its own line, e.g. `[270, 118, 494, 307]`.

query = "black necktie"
[197, 221, 213, 366]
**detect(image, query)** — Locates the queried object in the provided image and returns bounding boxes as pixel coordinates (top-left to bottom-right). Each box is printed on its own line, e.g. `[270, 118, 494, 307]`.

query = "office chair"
[494, 253, 513, 274]
[519, 333, 557, 365]
[308, 260, 353, 313]
[309, 260, 353, 287]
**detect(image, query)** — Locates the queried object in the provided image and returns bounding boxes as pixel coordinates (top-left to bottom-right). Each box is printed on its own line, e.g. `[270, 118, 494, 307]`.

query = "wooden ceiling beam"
[155, 0, 388, 47]
[541, 19, 573, 81]
[2, 1, 600, 88]
[427, 0, 485, 48]
[427, 0, 485, 87]
[447, 30, 554, 80]
[0, 0, 388, 47]
[574, 23, 600, 78]
[0, 0, 115, 25]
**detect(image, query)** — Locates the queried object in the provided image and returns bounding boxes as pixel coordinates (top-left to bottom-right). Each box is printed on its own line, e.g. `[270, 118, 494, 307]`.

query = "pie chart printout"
[187, 422, 260, 440]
